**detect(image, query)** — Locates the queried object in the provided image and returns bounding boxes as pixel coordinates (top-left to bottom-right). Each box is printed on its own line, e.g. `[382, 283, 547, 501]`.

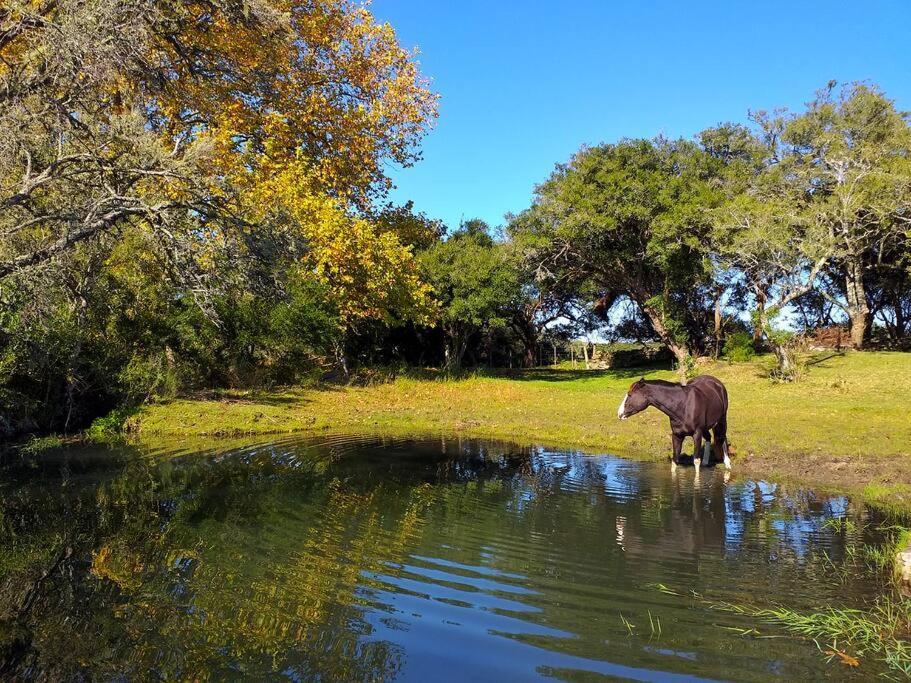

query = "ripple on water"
[0, 434, 893, 681]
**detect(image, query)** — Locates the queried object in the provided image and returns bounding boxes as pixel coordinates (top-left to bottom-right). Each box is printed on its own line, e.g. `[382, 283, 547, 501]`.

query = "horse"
[617, 375, 731, 470]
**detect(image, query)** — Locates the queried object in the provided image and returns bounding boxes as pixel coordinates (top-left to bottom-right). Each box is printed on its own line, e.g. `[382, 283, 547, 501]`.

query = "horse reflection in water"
[614, 463, 729, 562]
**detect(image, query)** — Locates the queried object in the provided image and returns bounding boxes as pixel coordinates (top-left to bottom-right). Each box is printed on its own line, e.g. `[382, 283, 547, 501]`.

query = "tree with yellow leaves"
[0, 0, 438, 430]
[0, 0, 437, 287]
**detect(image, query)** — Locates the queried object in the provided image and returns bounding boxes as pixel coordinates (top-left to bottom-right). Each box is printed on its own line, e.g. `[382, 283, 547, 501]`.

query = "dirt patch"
[733, 450, 911, 507]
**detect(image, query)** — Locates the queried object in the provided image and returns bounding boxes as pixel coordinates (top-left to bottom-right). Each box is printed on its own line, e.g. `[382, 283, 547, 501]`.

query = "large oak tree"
[512, 138, 723, 363]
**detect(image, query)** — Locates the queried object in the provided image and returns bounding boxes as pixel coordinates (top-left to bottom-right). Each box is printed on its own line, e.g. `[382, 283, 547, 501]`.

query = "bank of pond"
[1, 435, 910, 680]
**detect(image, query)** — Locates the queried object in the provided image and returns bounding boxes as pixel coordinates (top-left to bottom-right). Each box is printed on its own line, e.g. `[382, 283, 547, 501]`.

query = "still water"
[0, 436, 897, 680]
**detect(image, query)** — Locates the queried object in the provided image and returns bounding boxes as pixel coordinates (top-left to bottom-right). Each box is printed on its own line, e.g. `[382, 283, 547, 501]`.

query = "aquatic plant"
[713, 593, 911, 675]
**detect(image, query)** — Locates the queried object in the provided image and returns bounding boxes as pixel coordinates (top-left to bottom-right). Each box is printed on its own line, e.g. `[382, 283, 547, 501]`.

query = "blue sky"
[370, 0, 911, 232]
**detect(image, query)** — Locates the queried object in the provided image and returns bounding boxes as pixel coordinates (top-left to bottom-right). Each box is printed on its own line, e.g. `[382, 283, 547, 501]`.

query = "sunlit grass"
[133, 352, 909, 447]
[127, 350, 911, 506]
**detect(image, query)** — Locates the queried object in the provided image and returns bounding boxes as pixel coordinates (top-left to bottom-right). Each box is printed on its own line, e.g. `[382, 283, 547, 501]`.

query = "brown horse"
[617, 375, 731, 469]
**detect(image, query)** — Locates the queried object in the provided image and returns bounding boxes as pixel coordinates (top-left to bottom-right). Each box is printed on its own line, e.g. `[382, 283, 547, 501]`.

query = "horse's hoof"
[724, 455, 732, 470]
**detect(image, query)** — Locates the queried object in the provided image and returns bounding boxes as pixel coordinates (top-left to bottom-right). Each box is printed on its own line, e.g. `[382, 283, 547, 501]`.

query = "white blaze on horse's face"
[617, 394, 629, 420]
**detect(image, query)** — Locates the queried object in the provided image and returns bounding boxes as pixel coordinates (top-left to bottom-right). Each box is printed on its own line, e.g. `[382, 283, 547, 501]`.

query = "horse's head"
[617, 378, 649, 420]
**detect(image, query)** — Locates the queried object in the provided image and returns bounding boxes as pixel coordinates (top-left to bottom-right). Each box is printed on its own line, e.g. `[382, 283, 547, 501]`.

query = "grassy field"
[130, 351, 911, 510]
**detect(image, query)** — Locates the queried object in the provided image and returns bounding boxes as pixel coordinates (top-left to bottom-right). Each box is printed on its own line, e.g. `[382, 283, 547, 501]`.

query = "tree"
[0, 0, 438, 285]
[783, 82, 911, 348]
[0, 0, 439, 432]
[512, 138, 723, 363]
[708, 116, 833, 376]
[420, 220, 522, 370]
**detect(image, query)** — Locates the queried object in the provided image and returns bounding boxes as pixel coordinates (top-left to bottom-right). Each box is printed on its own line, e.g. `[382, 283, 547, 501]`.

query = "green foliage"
[0, 232, 345, 436]
[87, 407, 140, 439]
[420, 220, 523, 368]
[512, 137, 724, 359]
[723, 333, 756, 363]
[676, 353, 698, 381]
[118, 352, 180, 404]
[19, 435, 65, 456]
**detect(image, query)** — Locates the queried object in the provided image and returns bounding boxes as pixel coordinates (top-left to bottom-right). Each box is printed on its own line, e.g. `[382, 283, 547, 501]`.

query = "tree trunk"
[753, 291, 765, 350]
[713, 288, 723, 360]
[444, 336, 467, 370]
[640, 302, 689, 364]
[512, 315, 539, 368]
[894, 300, 908, 342]
[844, 256, 869, 349]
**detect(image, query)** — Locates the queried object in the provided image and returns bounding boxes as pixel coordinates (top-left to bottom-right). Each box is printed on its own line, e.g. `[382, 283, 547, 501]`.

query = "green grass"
[650, 580, 911, 676]
[712, 597, 911, 677]
[129, 351, 911, 506]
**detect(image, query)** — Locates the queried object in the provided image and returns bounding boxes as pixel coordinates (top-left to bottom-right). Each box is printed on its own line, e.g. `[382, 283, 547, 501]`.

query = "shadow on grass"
[482, 363, 672, 383]
[183, 389, 319, 406]
[751, 350, 847, 379]
[806, 351, 846, 367]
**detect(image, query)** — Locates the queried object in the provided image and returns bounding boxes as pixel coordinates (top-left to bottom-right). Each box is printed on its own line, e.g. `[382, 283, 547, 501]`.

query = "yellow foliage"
[245, 152, 437, 326]
[148, 0, 438, 203]
[2, 0, 438, 327]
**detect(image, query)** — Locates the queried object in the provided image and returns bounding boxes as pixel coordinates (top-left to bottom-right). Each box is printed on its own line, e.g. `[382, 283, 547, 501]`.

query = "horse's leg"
[671, 433, 683, 466]
[692, 431, 703, 471]
[715, 419, 731, 470]
[710, 428, 723, 465]
[701, 428, 712, 466]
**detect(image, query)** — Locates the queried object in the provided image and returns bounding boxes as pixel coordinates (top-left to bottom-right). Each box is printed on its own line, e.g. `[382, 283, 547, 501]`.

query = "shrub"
[118, 351, 179, 403]
[769, 334, 810, 383]
[723, 332, 756, 363]
[86, 406, 139, 439]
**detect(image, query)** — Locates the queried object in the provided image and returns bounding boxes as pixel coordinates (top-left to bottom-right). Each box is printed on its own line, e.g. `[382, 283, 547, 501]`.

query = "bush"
[118, 351, 179, 403]
[769, 334, 809, 383]
[723, 332, 756, 363]
[86, 406, 139, 439]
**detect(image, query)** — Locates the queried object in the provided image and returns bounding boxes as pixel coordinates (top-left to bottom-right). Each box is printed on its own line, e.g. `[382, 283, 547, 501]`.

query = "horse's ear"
[636, 377, 645, 386]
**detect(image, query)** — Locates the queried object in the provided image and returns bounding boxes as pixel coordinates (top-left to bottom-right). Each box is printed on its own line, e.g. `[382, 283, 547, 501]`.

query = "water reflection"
[0, 437, 893, 680]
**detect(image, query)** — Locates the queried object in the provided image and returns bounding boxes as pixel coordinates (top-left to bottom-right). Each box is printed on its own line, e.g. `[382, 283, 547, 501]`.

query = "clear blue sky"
[370, 0, 911, 232]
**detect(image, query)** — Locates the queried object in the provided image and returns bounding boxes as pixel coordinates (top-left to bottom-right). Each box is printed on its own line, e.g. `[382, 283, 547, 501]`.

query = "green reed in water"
[648, 548, 911, 679]
[679, 590, 911, 676]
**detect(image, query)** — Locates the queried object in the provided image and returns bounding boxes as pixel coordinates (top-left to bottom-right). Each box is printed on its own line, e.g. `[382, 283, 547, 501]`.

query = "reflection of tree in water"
[0, 438, 889, 680]
[0, 438, 536, 680]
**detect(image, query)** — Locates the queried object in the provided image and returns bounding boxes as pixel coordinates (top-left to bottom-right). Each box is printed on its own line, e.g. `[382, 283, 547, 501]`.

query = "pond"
[0, 436, 898, 680]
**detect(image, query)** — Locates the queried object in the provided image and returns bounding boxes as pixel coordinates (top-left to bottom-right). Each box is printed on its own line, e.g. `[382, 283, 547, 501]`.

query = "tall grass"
[711, 597, 911, 677]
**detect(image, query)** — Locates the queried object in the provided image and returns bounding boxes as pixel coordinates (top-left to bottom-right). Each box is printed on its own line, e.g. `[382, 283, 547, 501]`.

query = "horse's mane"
[644, 379, 681, 387]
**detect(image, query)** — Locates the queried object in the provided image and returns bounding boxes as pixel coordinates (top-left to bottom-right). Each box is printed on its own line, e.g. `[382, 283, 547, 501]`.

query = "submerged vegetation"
[653, 522, 911, 678]
[712, 595, 911, 676]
